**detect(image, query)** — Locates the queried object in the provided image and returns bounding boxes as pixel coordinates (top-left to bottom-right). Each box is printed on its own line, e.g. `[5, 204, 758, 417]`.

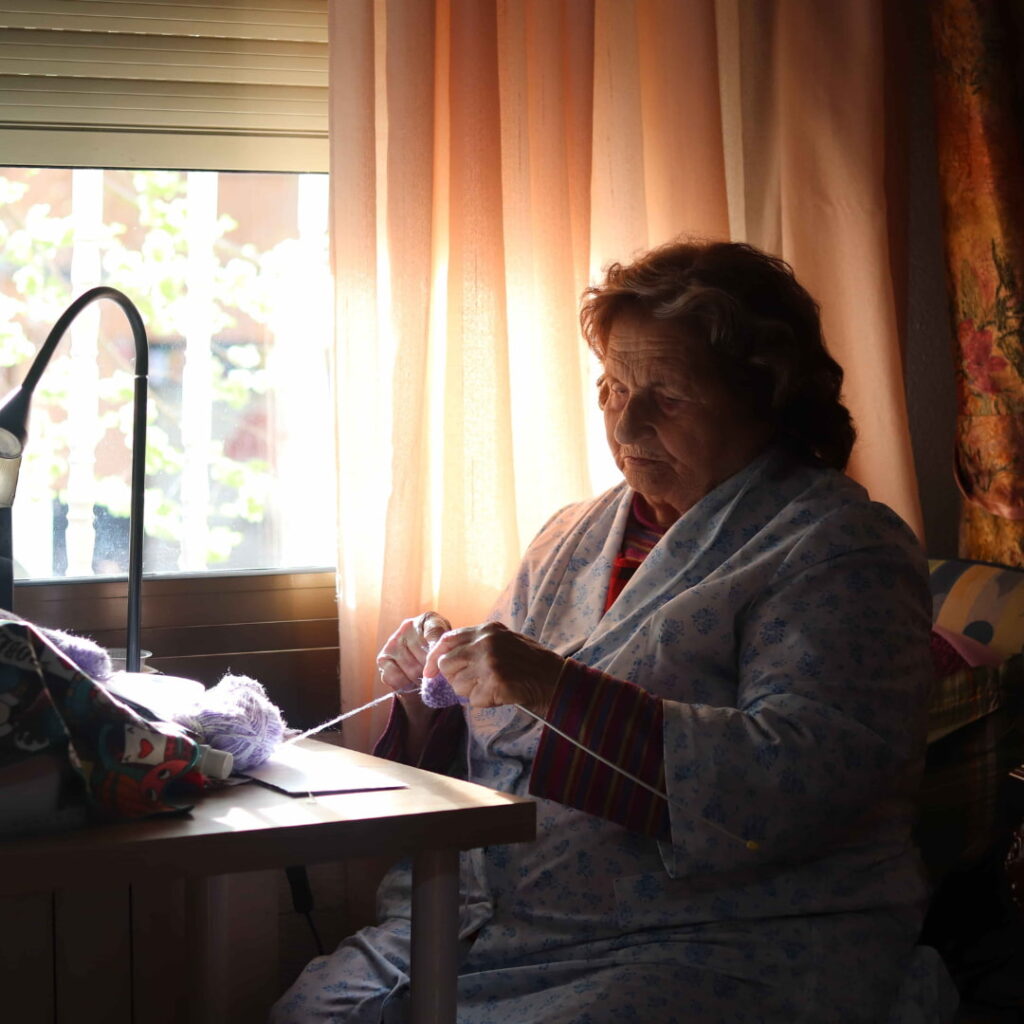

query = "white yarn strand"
[283, 688, 416, 746]
[281, 684, 759, 852]
[513, 703, 759, 851]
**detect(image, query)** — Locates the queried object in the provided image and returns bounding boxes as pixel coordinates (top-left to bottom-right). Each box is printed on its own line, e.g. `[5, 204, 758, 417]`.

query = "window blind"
[0, 0, 327, 171]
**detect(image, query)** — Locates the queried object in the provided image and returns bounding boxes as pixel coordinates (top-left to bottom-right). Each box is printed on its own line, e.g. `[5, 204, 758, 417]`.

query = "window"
[0, 0, 332, 579]
[0, 3, 338, 713]
[1, 166, 334, 579]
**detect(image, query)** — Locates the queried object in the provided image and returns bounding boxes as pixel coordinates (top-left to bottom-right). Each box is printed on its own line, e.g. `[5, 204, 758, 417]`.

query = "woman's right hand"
[376, 611, 452, 700]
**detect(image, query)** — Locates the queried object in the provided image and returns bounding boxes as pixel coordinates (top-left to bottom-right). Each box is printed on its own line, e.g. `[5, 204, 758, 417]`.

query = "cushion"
[932, 625, 1003, 669]
[917, 654, 1024, 882]
[929, 559, 1024, 662]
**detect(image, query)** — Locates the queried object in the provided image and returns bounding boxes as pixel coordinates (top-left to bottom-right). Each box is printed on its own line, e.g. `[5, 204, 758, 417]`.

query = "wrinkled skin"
[422, 621, 564, 715]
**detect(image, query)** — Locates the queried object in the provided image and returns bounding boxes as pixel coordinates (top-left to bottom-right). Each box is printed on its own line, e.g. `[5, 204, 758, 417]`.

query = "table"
[0, 740, 536, 1024]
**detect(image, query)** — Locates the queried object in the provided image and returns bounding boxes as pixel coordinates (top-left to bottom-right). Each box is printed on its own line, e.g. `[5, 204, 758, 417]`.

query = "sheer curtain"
[329, 0, 921, 752]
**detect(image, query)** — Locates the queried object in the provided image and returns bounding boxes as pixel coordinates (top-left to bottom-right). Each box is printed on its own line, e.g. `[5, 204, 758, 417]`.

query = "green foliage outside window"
[0, 169, 318, 573]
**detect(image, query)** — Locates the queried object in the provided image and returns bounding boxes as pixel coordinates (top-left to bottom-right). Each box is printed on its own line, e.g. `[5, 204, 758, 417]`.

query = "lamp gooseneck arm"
[24, 287, 149, 394]
[0, 286, 149, 672]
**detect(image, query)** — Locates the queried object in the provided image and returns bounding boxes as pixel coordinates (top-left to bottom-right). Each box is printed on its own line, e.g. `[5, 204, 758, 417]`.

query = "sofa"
[919, 559, 1024, 1022]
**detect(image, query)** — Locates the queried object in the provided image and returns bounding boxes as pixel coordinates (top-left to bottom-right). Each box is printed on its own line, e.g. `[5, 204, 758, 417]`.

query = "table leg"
[410, 848, 460, 1024]
[186, 872, 232, 1024]
[185, 876, 230, 1024]
[184, 872, 279, 1024]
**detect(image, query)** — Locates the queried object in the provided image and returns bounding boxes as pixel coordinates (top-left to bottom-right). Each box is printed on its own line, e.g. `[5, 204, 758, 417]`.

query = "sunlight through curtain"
[329, 0, 922, 752]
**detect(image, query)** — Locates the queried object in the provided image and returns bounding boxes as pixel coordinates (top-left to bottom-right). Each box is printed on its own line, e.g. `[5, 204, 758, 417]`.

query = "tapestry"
[932, 0, 1024, 561]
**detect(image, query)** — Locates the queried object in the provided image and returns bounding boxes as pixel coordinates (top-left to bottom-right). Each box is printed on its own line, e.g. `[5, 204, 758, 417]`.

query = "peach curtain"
[329, 0, 922, 752]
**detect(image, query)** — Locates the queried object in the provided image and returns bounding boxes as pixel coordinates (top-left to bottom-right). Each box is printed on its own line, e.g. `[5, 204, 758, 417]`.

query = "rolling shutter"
[0, 0, 328, 171]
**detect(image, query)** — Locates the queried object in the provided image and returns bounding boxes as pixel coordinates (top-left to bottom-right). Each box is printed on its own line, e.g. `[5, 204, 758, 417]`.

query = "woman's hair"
[579, 239, 856, 471]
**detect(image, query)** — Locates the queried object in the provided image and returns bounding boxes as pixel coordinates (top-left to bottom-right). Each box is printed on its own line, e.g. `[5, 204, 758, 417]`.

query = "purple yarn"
[174, 674, 285, 772]
[42, 628, 113, 681]
[420, 673, 467, 708]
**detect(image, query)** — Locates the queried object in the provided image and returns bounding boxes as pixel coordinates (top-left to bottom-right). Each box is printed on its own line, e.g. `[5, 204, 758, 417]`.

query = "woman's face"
[600, 311, 771, 528]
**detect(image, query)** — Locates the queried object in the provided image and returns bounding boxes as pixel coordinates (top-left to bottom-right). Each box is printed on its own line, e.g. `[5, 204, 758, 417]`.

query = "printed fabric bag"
[0, 619, 203, 837]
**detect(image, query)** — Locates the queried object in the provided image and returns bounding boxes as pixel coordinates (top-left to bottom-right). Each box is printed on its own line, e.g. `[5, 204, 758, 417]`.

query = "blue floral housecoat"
[274, 448, 956, 1023]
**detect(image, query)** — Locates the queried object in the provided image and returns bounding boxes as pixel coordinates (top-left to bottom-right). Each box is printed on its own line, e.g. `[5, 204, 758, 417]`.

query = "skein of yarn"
[174, 674, 286, 772]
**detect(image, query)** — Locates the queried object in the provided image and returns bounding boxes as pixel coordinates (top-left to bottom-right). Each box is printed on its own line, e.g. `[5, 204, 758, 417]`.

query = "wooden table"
[0, 740, 536, 1024]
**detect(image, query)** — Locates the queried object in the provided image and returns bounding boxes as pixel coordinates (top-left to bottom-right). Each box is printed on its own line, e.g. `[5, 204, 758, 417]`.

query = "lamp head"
[0, 387, 30, 508]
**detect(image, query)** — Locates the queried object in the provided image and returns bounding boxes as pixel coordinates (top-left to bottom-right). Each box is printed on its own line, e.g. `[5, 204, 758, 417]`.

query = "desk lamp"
[0, 286, 149, 672]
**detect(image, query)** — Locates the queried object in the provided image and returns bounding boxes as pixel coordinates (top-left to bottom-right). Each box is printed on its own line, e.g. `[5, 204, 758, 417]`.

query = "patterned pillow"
[917, 654, 1024, 882]
[929, 558, 1024, 662]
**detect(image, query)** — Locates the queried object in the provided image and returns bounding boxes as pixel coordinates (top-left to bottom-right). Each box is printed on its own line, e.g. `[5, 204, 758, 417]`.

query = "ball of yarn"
[175, 674, 285, 772]
[420, 673, 467, 709]
[42, 627, 113, 681]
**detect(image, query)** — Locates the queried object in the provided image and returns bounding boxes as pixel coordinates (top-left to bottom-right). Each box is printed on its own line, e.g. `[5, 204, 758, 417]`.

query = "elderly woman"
[274, 241, 954, 1023]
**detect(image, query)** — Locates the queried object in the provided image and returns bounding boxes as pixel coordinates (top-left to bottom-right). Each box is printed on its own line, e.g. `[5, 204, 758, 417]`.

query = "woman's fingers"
[427, 622, 563, 714]
[377, 612, 451, 692]
[377, 655, 413, 694]
[422, 624, 483, 679]
[418, 611, 451, 648]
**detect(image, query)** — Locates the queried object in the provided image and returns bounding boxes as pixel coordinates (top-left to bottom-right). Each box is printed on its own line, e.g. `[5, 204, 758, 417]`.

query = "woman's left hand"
[422, 621, 565, 715]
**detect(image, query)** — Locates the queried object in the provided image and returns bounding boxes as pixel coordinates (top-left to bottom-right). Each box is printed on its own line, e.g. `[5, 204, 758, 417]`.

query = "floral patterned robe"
[273, 447, 957, 1023]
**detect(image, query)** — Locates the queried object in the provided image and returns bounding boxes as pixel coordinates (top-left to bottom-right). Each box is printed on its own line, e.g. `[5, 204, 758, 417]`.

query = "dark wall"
[902, 0, 961, 558]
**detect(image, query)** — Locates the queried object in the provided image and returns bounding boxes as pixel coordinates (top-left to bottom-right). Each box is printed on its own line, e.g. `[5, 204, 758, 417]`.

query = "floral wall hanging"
[933, 0, 1024, 561]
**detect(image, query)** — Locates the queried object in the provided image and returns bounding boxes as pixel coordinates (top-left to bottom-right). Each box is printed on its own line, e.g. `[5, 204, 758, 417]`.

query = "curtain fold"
[329, 0, 922, 751]
[330, 0, 385, 751]
[717, 0, 922, 527]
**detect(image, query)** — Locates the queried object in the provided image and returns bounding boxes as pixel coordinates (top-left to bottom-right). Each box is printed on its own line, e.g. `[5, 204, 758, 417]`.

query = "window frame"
[1, 1, 338, 726]
[0, 0, 328, 173]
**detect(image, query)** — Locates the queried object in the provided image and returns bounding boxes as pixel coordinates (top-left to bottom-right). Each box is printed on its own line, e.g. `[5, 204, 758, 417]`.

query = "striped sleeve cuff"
[373, 697, 465, 774]
[529, 659, 669, 838]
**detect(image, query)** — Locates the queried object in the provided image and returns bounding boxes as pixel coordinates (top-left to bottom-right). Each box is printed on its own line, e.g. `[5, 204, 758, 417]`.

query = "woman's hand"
[422, 621, 565, 715]
[377, 611, 452, 698]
